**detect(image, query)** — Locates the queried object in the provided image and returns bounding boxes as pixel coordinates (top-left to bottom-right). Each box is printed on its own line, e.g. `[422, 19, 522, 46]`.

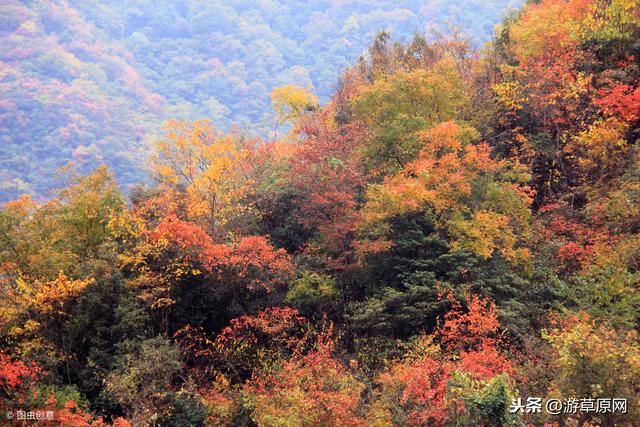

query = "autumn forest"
[2, 0, 640, 426]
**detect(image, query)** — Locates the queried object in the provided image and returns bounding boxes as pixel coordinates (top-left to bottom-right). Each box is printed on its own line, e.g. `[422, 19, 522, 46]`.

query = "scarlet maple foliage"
[0, 354, 129, 426]
[535, 203, 599, 273]
[175, 307, 310, 389]
[199, 379, 238, 427]
[287, 110, 367, 267]
[507, 0, 596, 135]
[172, 325, 218, 386]
[0, 352, 43, 395]
[372, 294, 515, 426]
[216, 307, 308, 349]
[228, 236, 295, 290]
[132, 188, 189, 227]
[215, 307, 310, 382]
[41, 395, 130, 427]
[595, 81, 640, 123]
[151, 213, 216, 256]
[151, 214, 294, 291]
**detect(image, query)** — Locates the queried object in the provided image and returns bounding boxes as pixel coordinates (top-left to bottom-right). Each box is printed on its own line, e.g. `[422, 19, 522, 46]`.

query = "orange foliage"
[373, 294, 514, 426]
[244, 326, 366, 426]
[363, 122, 495, 221]
[362, 121, 532, 262]
[438, 293, 502, 352]
[510, 0, 592, 62]
[151, 214, 294, 292]
[41, 395, 130, 427]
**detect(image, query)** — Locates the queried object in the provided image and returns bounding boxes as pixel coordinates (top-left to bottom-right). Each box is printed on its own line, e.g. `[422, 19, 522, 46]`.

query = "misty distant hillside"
[0, 0, 522, 201]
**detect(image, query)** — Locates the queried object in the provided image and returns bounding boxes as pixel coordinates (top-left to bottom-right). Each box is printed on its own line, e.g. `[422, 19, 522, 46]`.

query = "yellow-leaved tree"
[270, 85, 319, 126]
[152, 119, 255, 238]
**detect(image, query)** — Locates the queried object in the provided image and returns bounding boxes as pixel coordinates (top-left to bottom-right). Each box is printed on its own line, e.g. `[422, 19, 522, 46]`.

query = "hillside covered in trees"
[0, 0, 522, 203]
[2, 0, 640, 425]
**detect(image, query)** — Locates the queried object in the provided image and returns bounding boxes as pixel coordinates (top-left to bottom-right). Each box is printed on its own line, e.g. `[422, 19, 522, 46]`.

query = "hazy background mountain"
[0, 0, 523, 202]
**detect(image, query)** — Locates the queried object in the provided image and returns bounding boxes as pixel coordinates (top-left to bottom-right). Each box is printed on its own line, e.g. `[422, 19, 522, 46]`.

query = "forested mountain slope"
[2, 0, 640, 426]
[0, 0, 521, 202]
